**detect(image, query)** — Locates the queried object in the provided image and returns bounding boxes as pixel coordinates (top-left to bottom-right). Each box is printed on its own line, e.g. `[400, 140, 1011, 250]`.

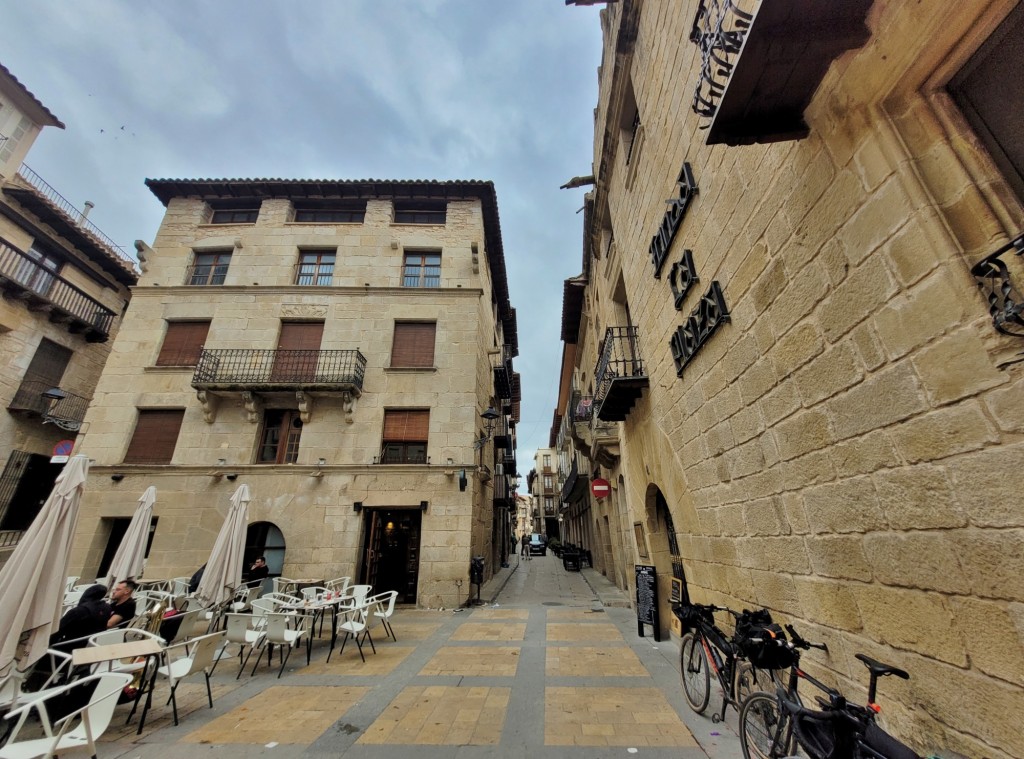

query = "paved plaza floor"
[91, 554, 745, 758]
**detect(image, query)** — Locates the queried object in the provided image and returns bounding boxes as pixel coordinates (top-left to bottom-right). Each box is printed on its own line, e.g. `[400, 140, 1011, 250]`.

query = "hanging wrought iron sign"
[970, 232, 1024, 336]
[670, 281, 730, 377]
[650, 162, 698, 278]
[668, 249, 699, 310]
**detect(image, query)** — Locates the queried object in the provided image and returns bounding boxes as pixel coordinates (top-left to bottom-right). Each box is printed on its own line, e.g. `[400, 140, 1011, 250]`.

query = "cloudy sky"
[0, 0, 603, 486]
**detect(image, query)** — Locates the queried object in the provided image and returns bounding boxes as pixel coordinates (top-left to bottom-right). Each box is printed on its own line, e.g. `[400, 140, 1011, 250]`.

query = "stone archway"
[245, 521, 285, 590]
[642, 485, 688, 639]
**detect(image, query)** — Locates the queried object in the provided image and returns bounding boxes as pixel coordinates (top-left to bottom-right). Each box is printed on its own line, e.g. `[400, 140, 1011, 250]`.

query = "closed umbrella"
[195, 484, 249, 607]
[104, 486, 156, 589]
[0, 454, 89, 673]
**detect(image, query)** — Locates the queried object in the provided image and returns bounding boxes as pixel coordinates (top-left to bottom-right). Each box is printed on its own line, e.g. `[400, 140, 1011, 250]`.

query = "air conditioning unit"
[495, 463, 504, 477]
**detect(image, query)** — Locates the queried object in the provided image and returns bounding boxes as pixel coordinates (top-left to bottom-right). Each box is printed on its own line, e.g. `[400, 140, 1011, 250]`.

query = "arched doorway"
[245, 521, 285, 591]
[643, 485, 690, 638]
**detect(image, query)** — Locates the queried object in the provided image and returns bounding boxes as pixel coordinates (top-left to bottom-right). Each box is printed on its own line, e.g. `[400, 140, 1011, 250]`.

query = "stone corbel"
[296, 391, 313, 424]
[341, 390, 356, 424]
[196, 390, 219, 424]
[241, 391, 262, 423]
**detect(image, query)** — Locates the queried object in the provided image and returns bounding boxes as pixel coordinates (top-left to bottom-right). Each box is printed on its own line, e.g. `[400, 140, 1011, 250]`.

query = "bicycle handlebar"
[785, 623, 828, 652]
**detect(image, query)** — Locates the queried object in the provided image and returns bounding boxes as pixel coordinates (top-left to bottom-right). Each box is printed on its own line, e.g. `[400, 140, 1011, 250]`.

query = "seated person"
[246, 556, 269, 585]
[50, 584, 112, 651]
[107, 579, 138, 628]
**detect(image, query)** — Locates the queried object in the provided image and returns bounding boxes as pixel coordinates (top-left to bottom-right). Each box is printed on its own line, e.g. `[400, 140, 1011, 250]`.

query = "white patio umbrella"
[195, 484, 250, 607]
[103, 486, 156, 589]
[0, 454, 90, 673]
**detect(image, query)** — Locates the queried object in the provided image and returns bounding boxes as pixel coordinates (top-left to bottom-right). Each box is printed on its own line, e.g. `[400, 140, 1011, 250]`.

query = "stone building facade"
[69, 178, 519, 610]
[0, 63, 137, 557]
[558, 1, 1024, 756]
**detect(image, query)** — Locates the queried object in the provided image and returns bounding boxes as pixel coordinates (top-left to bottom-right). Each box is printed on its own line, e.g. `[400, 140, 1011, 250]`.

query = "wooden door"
[363, 511, 383, 588]
[271, 322, 323, 382]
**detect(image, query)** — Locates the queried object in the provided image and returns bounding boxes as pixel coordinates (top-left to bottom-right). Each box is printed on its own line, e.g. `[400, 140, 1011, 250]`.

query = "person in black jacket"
[51, 584, 112, 651]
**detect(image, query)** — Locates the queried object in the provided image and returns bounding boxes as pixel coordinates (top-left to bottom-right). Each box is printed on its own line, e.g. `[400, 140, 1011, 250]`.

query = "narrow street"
[97, 555, 745, 758]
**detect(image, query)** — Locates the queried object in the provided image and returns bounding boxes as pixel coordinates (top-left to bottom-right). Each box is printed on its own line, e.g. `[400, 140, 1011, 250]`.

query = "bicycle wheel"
[680, 632, 711, 713]
[739, 691, 794, 759]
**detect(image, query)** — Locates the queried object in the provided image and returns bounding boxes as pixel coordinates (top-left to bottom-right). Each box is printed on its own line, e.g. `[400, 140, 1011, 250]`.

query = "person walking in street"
[520, 533, 530, 560]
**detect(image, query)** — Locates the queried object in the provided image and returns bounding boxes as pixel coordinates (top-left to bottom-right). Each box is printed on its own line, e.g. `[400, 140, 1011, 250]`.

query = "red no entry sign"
[591, 478, 611, 498]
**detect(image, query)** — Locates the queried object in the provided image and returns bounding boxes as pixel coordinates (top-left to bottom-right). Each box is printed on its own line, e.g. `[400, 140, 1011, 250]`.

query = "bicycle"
[677, 603, 787, 723]
[739, 626, 921, 759]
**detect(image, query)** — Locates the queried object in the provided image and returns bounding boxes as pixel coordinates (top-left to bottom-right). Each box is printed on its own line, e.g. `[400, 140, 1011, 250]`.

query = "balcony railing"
[0, 238, 116, 341]
[7, 379, 91, 431]
[192, 348, 367, 391]
[493, 344, 514, 399]
[15, 165, 137, 271]
[594, 326, 648, 422]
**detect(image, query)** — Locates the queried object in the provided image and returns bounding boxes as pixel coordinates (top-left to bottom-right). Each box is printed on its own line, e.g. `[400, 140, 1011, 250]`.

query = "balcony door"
[270, 321, 323, 382]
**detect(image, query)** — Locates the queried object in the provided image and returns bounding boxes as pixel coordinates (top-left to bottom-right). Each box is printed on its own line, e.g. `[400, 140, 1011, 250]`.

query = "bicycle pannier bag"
[732, 608, 795, 670]
[673, 603, 714, 633]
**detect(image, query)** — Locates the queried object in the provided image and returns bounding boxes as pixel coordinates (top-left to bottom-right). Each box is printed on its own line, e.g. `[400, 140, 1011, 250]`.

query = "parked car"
[528, 534, 546, 556]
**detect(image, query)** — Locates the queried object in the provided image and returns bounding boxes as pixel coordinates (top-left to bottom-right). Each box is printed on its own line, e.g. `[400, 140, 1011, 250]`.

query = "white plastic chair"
[0, 671, 132, 759]
[348, 584, 372, 606]
[230, 586, 260, 613]
[155, 631, 226, 725]
[170, 577, 190, 597]
[325, 576, 350, 594]
[160, 608, 205, 647]
[63, 576, 80, 594]
[216, 613, 266, 679]
[300, 586, 329, 601]
[327, 598, 376, 663]
[366, 590, 399, 641]
[249, 613, 309, 678]
[0, 650, 75, 716]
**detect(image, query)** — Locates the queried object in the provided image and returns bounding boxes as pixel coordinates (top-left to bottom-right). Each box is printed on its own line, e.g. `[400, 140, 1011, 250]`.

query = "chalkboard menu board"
[635, 564, 660, 641]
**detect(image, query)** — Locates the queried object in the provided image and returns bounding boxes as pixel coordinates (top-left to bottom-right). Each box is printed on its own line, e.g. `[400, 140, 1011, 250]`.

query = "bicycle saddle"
[855, 653, 909, 680]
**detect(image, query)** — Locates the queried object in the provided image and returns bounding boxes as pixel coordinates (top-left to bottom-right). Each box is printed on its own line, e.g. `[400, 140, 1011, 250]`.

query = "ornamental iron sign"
[670, 281, 730, 377]
[650, 162, 698, 278]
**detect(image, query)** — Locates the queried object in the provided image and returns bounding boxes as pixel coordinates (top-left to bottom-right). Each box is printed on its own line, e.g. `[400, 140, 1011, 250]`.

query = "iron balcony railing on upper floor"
[0, 238, 116, 341]
[594, 326, 649, 422]
[493, 344, 514, 400]
[192, 348, 367, 391]
[15, 165, 137, 271]
[7, 378, 91, 432]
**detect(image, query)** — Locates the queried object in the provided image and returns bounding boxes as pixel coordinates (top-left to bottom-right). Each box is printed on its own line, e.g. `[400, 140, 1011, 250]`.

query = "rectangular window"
[394, 200, 446, 225]
[155, 321, 210, 367]
[545, 496, 554, 514]
[295, 251, 335, 286]
[947, 3, 1024, 203]
[210, 209, 258, 224]
[544, 475, 553, 490]
[124, 409, 185, 464]
[187, 251, 231, 286]
[257, 409, 303, 464]
[543, 454, 551, 468]
[390, 322, 436, 368]
[294, 202, 366, 223]
[381, 409, 429, 464]
[402, 252, 441, 288]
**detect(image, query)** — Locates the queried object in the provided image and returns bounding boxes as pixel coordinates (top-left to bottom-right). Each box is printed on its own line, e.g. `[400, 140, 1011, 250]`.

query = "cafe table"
[73, 638, 164, 734]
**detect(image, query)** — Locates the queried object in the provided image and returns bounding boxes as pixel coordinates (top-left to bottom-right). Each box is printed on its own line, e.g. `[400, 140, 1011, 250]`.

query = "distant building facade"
[559, 1, 1024, 756]
[0, 63, 137, 559]
[69, 178, 519, 609]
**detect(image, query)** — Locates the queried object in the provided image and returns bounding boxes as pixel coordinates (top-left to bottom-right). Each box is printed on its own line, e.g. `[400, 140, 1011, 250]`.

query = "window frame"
[187, 251, 232, 286]
[393, 200, 447, 225]
[210, 208, 258, 224]
[390, 321, 437, 368]
[256, 409, 303, 465]
[294, 250, 336, 286]
[293, 202, 366, 224]
[402, 251, 441, 288]
[380, 409, 429, 464]
[155, 320, 211, 367]
[123, 409, 185, 464]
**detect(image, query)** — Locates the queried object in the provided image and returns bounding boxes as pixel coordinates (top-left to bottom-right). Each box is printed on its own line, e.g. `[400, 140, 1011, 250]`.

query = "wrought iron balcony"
[0, 238, 116, 342]
[972, 232, 1024, 336]
[493, 472, 515, 509]
[689, 0, 875, 146]
[493, 344, 514, 399]
[7, 379, 90, 432]
[594, 326, 648, 422]
[191, 348, 366, 392]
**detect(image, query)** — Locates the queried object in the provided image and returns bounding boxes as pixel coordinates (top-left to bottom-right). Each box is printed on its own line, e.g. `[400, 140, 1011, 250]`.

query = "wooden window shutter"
[382, 409, 430, 442]
[391, 322, 436, 367]
[124, 410, 185, 464]
[277, 322, 324, 350]
[156, 321, 211, 366]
